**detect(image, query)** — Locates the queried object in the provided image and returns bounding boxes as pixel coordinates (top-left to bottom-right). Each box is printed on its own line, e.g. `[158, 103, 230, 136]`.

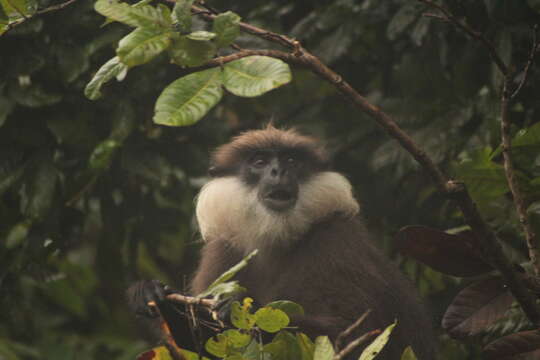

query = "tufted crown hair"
[208, 125, 330, 176]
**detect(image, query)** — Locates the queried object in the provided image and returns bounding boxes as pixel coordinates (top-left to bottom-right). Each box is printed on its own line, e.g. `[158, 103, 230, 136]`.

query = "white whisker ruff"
[195, 172, 359, 253]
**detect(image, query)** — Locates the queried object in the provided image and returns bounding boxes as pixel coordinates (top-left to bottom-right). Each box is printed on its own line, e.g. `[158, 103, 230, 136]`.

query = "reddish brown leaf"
[442, 277, 514, 338]
[395, 225, 493, 277]
[483, 330, 540, 359]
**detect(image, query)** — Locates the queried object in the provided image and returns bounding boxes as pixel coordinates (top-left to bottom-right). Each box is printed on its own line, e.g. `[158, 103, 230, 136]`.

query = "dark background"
[1, 0, 540, 358]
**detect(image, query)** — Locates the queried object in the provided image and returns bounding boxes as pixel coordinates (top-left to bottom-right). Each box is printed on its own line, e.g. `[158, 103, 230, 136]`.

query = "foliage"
[1, 0, 540, 359]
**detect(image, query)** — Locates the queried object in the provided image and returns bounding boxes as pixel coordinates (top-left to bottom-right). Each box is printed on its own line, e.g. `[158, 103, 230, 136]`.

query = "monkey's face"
[242, 150, 303, 212]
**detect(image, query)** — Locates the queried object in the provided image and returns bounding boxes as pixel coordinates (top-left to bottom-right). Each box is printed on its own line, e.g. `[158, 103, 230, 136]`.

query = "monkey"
[128, 125, 436, 359]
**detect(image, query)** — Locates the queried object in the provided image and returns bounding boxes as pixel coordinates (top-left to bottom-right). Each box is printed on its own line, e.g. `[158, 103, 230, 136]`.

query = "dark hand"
[127, 279, 176, 318]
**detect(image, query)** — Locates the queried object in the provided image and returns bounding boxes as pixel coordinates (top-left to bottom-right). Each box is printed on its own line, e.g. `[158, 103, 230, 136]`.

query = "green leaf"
[262, 331, 303, 360]
[95, 0, 171, 28]
[212, 11, 241, 48]
[223, 329, 252, 348]
[222, 56, 292, 97]
[254, 307, 290, 333]
[296, 333, 315, 360]
[169, 35, 217, 67]
[6, 221, 30, 249]
[186, 30, 216, 41]
[201, 281, 245, 300]
[153, 68, 223, 127]
[21, 157, 57, 221]
[89, 139, 121, 171]
[172, 0, 194, 33]
[200, 250, 258, 296]
[1, 0, 33, 17]
[401, 346, 418, 360]
[359, 321, 397, 360]
[117, 27, 172, 67]
[231, 300, 257, 330]
[452, 147, 508, 203]
[0, 2, 7, 21]
[265, 301, 305, 317]
[85, 57, 128, 100]
[205, 334, 228, 358]
[313, 336, 335, 360]
[206, 331, 249, 358]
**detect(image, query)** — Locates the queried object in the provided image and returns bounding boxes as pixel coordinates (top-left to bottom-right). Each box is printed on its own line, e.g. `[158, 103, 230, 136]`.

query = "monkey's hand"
[127, 279, 177, 318]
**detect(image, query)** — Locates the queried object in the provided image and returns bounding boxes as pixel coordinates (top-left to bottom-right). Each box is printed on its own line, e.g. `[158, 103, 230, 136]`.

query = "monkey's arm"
[189, 239, 244, 295]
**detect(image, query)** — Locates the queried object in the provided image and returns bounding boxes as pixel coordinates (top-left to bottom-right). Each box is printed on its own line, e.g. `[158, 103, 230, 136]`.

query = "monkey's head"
[196, 126, 359, 252]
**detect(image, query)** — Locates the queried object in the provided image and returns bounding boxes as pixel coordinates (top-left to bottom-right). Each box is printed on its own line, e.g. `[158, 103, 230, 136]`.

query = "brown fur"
[209, 125, 329, 176]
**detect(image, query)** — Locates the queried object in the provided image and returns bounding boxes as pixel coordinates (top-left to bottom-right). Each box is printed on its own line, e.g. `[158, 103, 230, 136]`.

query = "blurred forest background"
[1, 0, 540, 359]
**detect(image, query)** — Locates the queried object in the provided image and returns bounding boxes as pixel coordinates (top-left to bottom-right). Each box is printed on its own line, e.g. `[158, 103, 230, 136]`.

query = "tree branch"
[418, 0, 508, 75]
[333, 329, 380, 360]
[510, 25, 539, 100]
[335, 310, 372, 352]
[166, 293, 217, 309]
[186, 3, 540, 326]
[501, 77, 540, 276]
[2, 0, 79, 37]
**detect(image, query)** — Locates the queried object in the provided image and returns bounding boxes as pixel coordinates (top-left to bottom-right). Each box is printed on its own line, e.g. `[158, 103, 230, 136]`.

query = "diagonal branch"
[183, 2, 540, 325]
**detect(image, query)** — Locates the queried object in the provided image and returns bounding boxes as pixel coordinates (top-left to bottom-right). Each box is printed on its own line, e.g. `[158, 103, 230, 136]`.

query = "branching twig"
[185, 2, 540, 325]
[335, 310, 372, 352]
[2, 0, 79, 36]
[333, 329, 380, 360]
[418, 0, 508, 75]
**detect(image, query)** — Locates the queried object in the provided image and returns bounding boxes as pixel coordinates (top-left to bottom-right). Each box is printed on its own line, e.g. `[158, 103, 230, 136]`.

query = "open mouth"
[263, 188, 297, 211]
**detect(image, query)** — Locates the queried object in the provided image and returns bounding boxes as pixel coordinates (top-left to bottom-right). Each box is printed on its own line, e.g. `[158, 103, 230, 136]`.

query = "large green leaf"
[117, 27, 172, 67]
[95, 0, 171, 28]
[153, 68, 223, 127]
[222, 56, 292, 97]
[212, 11, 241, 48]
[85, 57, 128, 100]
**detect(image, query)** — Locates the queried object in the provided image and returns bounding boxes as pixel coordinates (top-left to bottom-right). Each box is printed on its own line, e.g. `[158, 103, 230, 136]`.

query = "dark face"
[242, 149, 309, 212]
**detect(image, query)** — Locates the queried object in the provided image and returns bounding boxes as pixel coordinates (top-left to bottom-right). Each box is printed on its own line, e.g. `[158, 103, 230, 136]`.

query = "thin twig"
[333, 329, 381, 360]
[418, 0, 508, 75]
[335, 310, 372, 351]
[500, 77, 540, 276]
[184, 2, 540, 325]
[2, 0, 79, 36]
[510, 25, 539, 99]
[167, 293, 217, 308]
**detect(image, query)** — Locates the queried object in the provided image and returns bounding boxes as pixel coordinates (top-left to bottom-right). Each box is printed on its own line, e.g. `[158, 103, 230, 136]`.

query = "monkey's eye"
[251, 156, 268, 168]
